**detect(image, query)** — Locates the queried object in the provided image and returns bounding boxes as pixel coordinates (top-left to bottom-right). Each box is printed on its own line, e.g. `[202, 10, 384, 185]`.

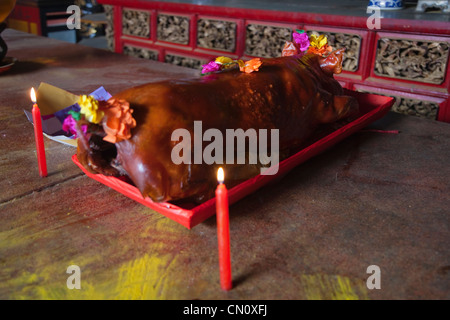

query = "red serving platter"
[72, 90, 395, 229]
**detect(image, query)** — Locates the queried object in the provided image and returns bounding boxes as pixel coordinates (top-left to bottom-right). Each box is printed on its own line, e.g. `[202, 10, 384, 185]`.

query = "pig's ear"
[319, 48, 345, 76]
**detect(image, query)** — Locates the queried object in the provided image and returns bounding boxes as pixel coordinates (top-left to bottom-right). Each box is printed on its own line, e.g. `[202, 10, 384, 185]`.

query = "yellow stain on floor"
[115, 253, 180, 300]
[37, 280, 108, 300]
[3, 252, 182, 300]
[1, 216, 186, 300]
[113, 217, 186, 300]
[3, 256, 110, 300]
[300, 274, 369, 300]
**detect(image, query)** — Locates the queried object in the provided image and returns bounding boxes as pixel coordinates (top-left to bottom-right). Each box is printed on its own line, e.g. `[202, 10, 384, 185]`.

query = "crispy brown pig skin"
[77, 49, 358, 203]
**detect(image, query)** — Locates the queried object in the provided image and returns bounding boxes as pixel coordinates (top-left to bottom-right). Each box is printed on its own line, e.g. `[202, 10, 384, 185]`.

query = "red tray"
[72, 90, 395, 229]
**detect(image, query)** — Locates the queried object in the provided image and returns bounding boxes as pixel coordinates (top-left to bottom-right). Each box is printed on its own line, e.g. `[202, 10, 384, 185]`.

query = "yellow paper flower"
[309, 34, 328, 49]
[79, 95, 104, 124]
[215, 56, 234, 65]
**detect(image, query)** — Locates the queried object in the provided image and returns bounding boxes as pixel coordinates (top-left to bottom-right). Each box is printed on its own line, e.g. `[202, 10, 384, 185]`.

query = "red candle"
[216, 167, 232, 291]
[30, 88, 47, 177]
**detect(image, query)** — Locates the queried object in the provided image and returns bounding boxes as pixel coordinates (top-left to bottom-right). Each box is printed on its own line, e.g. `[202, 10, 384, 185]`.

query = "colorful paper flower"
[282, 30, 333, 58]
[282, 41, 299, 57]
[240, 58, 262, 73]
[293, 30, 310, 52]
[217, 56, 244, 70]
[202, 56, 262, 75]
[102, 98, 137, 143]
[215, 56, 234, 65]
[309, 34, 328, 49]
[79, 95, 104, 124]
[67, 109, 81, 121]
[202, 57, 247, 74]
[62, 114, 87, 138]
[201, 61, 221, 74]
[307, 44, 333, 56]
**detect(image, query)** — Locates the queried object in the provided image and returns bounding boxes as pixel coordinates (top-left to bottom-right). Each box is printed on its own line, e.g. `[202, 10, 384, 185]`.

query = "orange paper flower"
[102, 99, 137, 143]
[282, 41, 299, 57]
[240, 58, 262, 73]
[307, 44, 332, 56]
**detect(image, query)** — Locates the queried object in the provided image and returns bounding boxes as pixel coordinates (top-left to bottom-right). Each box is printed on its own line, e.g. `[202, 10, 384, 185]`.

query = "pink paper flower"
[62, 115, 87, 138]
[293, 31, 310, 52]
[201, 61, 221, 74]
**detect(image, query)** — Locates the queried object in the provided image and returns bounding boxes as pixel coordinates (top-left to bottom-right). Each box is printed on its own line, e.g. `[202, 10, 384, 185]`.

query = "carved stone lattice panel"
[392, 97, 439, 120]
[197, 18, 237, 52]
[123, 45, 159, 61]
[308, 30, 361, 72]
[375, 37, 449, 84]
[157, 14, 190, 44]
[356, 89, 439, 120]
[245, 24, 292, 58]
[165, 54, 205, 69]
[104, 5, 114, 51]
[122, 9, 150, 38]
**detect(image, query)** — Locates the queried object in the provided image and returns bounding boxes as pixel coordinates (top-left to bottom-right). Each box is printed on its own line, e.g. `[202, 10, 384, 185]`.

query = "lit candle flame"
[217, 167, 224, 183]
[30, 87, 37, 104]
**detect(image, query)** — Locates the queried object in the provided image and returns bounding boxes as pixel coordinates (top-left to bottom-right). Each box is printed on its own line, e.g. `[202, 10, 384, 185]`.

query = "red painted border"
[438, 98, 450, 122]
[112, 5, 122, 53]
